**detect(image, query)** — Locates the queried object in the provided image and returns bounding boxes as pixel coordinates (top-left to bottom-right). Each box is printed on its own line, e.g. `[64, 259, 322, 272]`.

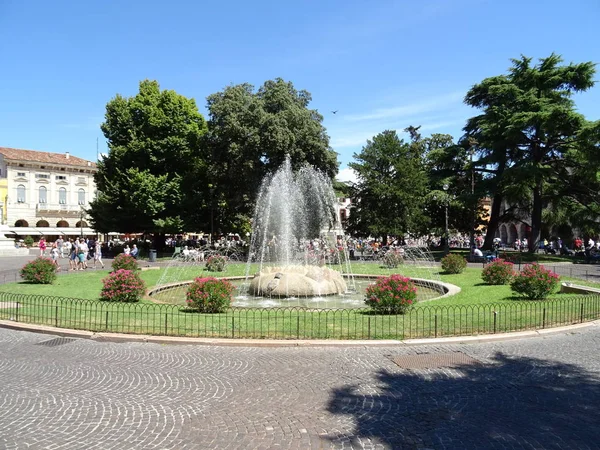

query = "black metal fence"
[1, 292, 599, 340]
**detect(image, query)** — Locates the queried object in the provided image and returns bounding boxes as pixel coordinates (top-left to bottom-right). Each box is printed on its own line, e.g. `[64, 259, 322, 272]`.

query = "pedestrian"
[39, 237, 47, 256]
[93, 241, 105, 269]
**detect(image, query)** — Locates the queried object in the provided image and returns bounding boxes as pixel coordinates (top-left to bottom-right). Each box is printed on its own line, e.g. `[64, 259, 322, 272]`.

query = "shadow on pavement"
[327, 352, 600, 449]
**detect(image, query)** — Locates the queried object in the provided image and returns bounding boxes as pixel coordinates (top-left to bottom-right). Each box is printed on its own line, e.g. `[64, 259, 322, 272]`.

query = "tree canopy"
[347, 130, 429, 238]
[464, 54, 597, 250]
[205, 78, 338, 232]
[89, 80, 208, 234]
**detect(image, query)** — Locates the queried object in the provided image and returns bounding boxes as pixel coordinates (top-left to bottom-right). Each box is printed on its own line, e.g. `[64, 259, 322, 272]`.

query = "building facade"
[0, 147, 97, 238]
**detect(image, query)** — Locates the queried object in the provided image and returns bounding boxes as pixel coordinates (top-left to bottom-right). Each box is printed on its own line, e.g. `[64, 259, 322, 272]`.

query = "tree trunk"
[482, 193, 503, 250]
[529, 182, 543, 253]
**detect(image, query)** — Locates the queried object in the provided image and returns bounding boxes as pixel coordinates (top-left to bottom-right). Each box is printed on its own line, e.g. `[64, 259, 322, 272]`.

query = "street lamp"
[443, 184, 449, 255]
[79, 208, 84, 238]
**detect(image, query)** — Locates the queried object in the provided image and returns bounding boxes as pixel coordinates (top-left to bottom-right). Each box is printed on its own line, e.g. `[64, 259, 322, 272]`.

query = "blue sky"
[1, 0, 599, 183]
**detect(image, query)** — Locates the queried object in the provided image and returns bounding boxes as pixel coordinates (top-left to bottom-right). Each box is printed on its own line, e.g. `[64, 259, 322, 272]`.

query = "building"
[0, 147, 98, 240]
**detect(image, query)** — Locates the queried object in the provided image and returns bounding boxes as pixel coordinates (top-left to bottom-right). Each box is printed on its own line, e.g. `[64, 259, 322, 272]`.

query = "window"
[78, 188, 85, 205]
[38, 186, 47, 204]
[17, 172, 26, 177]
[56, 175, 67, 181]
[17, 185, 26, 203]
[59, 187, 67, 204]
[36, 174, 50, 179]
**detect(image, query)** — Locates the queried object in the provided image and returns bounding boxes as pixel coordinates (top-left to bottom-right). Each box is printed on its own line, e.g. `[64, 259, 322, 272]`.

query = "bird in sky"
[331, 110, 338, 114]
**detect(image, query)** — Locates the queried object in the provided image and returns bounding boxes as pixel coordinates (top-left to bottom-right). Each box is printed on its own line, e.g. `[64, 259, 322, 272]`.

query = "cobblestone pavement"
[1, 328, 600, 449]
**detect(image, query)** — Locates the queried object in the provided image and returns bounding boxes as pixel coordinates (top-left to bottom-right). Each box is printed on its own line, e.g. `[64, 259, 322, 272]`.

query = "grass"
[1, 262, 600, 340]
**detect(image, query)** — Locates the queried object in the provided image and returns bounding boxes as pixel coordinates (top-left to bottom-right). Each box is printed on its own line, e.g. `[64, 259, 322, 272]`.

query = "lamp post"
[80, 209, 84, 238]
[443, 184, 449, 255]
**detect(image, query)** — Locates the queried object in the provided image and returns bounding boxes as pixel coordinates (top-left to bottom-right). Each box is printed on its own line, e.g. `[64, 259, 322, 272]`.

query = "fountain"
[150, 157, 450, 308]
[245, 156, 347, 297]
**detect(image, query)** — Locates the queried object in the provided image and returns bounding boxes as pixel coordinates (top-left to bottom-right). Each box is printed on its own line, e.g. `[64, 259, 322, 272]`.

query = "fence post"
[231, 316, 235, 338]
[493, 311, 497, 334]
[15, 302, 19, 322]
[296, 315, 300, 339]
[55, 305, 59, 328]
[105, 311, 109, 330]
[580, 302, 584, 323]
[542, 307, 546, 329]
[434, 314, 438, 338]
[368, 316, 371, 339]
[164, 313, 168, 335]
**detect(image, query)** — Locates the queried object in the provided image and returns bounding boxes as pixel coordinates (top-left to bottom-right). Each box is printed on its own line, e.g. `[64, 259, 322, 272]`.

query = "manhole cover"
[35, 337, 78, 347]
[390, 352, 482, 369]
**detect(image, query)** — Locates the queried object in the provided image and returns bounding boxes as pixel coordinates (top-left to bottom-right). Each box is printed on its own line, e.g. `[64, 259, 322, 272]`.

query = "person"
[77, 238, 89, 270]
[69, 239, 78, 271]
[93, 241, 104, 269]
[50, 243, 60, 270]
[130, 244, 139, 259]
[39, 237, 47, 256]
[56, 237, 64, 258]
[124, 245, 131, 255]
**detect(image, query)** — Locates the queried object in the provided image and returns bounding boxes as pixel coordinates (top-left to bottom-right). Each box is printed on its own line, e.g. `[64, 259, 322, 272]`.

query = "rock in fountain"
[246, 156, 348, 298]
[249, 265, 347, 297]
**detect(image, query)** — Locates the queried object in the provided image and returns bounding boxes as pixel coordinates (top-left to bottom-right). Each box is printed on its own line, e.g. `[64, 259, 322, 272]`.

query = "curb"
[1, 319, 599, 347]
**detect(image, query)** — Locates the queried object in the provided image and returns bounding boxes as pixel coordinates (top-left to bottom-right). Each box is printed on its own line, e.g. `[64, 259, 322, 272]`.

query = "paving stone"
[0, 327, 600, 449]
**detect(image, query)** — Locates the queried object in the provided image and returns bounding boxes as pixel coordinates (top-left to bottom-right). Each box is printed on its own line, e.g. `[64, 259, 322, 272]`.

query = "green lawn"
[1, 262, 599, 340]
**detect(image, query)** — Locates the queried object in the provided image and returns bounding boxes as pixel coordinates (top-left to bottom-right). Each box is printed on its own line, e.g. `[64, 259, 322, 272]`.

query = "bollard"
[493, 311, 497, 334]
[434, 314, 438, 338]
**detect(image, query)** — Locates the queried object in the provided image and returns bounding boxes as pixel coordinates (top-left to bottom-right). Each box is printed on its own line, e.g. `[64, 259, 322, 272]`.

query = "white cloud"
[336, 167, 358, 184]
[342, 92, 464, 123]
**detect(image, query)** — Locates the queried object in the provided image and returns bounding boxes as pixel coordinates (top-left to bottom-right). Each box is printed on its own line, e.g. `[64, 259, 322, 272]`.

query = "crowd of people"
[37, 237, 106, 271]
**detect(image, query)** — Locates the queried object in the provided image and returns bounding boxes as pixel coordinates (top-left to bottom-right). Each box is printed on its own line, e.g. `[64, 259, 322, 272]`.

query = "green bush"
[111, 253, 139, 272]
[364, 274, 417, 314]
[186, 277, 234, 313]
[20, 257, 57, 284]
[100, 269, 146, 302]
[206, 255, 227, 272]
[481, 259, 515, 285]
[510, 263, 560, 299]
[441, 253, 467, 274]
[382, 250, 404, 268]
[24, 235, 34, 247]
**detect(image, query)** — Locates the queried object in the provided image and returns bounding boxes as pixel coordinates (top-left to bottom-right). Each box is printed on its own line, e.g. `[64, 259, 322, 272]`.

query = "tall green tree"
[464, 54, 596, 251]
[205, 78, 338, 233]
[89, 80, 209, 235]
[347, 130, 429, 238]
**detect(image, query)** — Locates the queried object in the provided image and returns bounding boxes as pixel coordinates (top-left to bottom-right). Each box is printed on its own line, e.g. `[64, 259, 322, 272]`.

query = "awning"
[8, 227, 44, 235]
[8, 227, 97, 236]
[60, 227, 97, 236]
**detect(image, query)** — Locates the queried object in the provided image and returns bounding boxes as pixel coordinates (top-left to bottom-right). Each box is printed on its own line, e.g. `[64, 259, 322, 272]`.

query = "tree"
[464, 54, 596, 251]
[205, 78, 338, 233]
[347, 130, 429, 238]
[89, 80, 209, 236]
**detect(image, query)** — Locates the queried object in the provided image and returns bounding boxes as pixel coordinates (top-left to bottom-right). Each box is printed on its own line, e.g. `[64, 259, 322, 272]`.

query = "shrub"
[481, 259, 515, 285]
[364, 274, 417, 314]
[20, 257, 57, 284]
[206, 255, 227, 272]
[111, 253, 139, 272]
[510, 264, 560, 299]
[441, 253, 467, 274]
[186, 277, 234, 313]
[24, 235, 34, 247]
[100, 269, 146, 302]
[382, 250, 404, 268]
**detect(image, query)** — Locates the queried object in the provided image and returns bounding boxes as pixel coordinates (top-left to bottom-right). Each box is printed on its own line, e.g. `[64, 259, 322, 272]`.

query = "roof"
[0, 147, 97, 169]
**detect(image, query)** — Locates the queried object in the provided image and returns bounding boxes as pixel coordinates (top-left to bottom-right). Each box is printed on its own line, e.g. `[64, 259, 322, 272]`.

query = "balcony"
[35, 203, 85, 215]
